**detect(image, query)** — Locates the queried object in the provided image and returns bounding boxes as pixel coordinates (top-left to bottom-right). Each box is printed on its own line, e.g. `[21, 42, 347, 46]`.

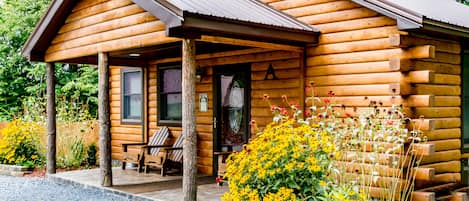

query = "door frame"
[212, 63, 251, 175]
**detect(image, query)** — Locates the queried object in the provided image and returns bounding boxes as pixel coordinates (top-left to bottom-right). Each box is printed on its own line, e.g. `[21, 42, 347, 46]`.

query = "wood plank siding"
[44, 0, 179, 62]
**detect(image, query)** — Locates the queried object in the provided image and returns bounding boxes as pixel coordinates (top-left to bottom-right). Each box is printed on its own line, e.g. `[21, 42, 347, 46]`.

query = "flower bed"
[222, 87, 426, 201]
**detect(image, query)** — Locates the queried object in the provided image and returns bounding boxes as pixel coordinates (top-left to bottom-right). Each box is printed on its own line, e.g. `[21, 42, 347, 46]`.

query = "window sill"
[121, 119, 142, 125]
[158, 120, 182, 127]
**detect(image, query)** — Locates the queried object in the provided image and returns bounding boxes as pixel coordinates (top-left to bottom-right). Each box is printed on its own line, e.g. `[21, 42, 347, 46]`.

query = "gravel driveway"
[0, 175, 130, 201]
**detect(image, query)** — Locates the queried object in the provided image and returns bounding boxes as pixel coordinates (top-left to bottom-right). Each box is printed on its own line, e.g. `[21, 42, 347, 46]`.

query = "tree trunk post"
[98, 52, 112, 187]
[46, 62, 56, 175]
[182, 39, 197, 201]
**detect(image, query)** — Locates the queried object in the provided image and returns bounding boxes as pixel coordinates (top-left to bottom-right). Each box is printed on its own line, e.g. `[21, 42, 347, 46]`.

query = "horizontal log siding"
[44, 0, 179, 62]
[408, 34, 462, 188]
[109, 66, 142, 160]
[266, 0, 462, 196]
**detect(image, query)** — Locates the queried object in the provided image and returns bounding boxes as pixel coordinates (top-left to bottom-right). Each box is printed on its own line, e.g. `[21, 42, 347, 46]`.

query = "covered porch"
[23, 0, 318, 200]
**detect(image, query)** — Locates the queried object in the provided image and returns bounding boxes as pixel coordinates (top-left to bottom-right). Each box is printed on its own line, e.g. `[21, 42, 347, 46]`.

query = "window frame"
[157, 63, 183, 127]
[120, 68, 144, 125]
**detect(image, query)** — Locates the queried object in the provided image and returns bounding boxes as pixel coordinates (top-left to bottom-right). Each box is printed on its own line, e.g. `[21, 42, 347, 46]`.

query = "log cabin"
[22, 0, 469, 200]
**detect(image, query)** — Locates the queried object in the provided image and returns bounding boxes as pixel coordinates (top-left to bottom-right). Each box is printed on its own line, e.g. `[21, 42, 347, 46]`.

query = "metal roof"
[386, 0, 469, 29]
[353, 0, 469, 37]
[163, 0, 316, 32]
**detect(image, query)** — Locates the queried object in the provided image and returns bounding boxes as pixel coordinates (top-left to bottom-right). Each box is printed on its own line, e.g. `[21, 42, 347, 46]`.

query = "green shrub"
[86, 143, 97, 166]
[0, 120, 45, 167]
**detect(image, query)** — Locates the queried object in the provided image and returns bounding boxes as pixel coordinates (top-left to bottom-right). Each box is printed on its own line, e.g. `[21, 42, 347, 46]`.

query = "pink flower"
[262, 94, 270, 101]
[281, 95, 288, 102]
[270, 105, 278, 111]
[324, 98, 331, 104]
[249, 120, 256, 126]
[305, 110, 311, 117]
[216, 176, 223, 184]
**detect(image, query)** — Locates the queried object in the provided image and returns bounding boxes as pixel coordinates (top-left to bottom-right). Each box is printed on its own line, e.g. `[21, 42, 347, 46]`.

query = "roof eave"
[352, 0, 469, 39]
[135, 0, 318, 46]
[131, 0, 183, 29]
[351, 0, 423, 30]
[22, 0, 76, 62]
[422, 18, 469, 39]
[171, 12, 318, 45]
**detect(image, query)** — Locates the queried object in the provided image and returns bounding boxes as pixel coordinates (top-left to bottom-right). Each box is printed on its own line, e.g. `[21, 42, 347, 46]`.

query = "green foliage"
[86, 143, 97, 166]
[457, 0, 469, 5]
[0, 0, 50, 119]
[0, 0, 98, 120]
[58, 136, 86, 168]
[0, 120, 45, 167]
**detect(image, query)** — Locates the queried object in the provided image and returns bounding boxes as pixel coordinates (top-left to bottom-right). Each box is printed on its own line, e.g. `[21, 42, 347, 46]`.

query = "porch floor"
[47, 168, 228, 201]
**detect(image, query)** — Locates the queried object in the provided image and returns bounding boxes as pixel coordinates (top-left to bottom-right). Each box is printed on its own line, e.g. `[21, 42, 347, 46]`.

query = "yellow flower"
[319, 180, 327, 187]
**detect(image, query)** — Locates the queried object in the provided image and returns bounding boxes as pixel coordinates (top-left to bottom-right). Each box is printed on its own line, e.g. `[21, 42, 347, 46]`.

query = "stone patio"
[47, 168, 228, 201]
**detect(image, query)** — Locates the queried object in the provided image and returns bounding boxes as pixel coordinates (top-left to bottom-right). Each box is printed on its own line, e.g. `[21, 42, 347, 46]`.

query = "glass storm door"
[214, 64, 250, 153]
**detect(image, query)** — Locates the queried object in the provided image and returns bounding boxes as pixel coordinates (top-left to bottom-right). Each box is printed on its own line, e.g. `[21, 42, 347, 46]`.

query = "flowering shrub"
[0, 120, 45, 167]
[223, 94, 365, 201]
[223, 85, 425, 201]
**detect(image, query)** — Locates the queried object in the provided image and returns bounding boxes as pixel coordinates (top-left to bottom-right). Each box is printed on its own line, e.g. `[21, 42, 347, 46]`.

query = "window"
[158, 64, 182, 125]
[463, 50, 469, 151]
[121, 69, 142, 123]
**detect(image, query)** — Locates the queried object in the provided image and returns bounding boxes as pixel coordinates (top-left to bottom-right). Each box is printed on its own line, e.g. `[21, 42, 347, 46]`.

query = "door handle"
[213, 117, 217, 129]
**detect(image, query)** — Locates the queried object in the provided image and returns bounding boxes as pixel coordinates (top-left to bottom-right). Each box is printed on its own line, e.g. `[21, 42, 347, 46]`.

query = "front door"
[213, 64, 250, 173]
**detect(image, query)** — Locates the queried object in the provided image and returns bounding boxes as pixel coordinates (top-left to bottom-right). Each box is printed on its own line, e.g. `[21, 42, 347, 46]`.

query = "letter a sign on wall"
[264, 64, 279, 80]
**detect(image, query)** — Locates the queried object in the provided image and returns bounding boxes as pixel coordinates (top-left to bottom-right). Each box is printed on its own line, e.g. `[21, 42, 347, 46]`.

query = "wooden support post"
[182, 39, 197, 201]
[46, 62, 56, 174]
[98, 52, 112, 187]
[300, 51, 306, 115]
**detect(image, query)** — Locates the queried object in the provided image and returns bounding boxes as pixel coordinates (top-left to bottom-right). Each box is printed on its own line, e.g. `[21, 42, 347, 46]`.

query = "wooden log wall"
[109, 66, 143, 160]
[264, 0, 463, 200]
[44, 0, 179, 62]
[403, 34, 462, 188]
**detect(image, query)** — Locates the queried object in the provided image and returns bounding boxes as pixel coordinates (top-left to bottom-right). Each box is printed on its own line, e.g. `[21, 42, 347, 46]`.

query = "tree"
[0, 0, 50, 118]
[457, 0, 469, 5]
[0, 0, 98, 120]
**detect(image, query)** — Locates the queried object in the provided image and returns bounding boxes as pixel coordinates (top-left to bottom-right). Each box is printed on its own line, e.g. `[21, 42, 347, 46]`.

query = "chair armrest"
[143, 145, 173, 148]
[122, 143, 148, 152]
[161, 147, 183, 151]
[143, 145, 174, 154]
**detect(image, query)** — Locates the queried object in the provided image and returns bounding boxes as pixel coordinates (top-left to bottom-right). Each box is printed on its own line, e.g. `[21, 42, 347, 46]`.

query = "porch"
[48, 168, 227, 201]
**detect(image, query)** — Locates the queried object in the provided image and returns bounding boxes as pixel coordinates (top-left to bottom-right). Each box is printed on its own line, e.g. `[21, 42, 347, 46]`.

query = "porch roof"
[22, 0, 319, 62]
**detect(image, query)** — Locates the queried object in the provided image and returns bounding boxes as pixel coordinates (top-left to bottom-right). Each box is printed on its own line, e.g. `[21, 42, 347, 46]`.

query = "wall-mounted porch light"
[196, 66, 207, 82]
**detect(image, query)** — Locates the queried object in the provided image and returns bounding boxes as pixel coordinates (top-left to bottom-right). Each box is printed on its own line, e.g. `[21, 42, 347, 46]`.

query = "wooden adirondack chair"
[121, 126, 170, 172]
[143, 134, 183, 176]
